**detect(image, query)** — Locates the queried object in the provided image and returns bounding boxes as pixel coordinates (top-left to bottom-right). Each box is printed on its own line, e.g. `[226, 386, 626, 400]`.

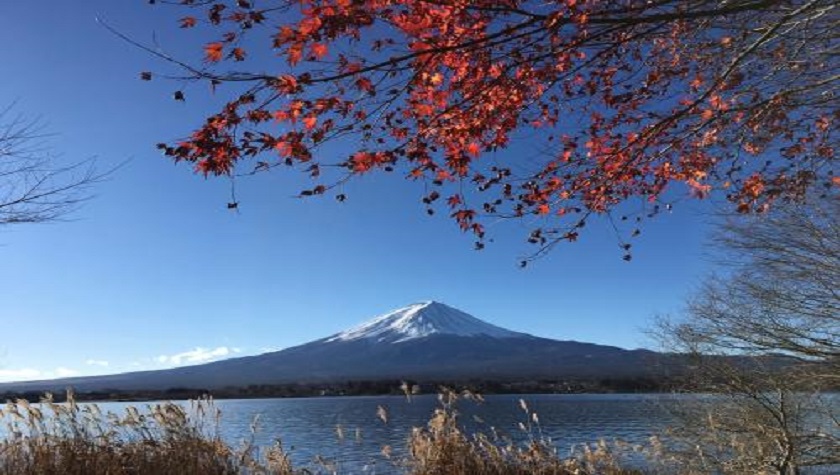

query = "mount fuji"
[0, 302, 665, 392]
[326, 301, 528, 343]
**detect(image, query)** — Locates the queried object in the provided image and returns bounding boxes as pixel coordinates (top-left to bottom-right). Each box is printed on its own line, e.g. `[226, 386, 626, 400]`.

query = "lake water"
[97, 393, 680, 472]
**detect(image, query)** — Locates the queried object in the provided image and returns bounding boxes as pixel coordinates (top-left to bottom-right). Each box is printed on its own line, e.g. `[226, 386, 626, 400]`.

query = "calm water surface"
[98, 393, 680, 472]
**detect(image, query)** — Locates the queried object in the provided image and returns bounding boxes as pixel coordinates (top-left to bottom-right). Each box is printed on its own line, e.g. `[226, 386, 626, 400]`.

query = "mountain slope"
[0, 301, 667, 392]
[326, 301, 527, 343]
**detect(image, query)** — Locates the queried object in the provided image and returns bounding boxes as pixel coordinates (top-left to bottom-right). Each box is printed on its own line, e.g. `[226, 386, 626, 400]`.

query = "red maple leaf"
[204, 42, 224, 62]
[154, 0, 837, 255]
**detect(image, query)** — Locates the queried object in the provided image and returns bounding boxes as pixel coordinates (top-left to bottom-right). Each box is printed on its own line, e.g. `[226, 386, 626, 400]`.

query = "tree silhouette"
[0, 105, 100, 226]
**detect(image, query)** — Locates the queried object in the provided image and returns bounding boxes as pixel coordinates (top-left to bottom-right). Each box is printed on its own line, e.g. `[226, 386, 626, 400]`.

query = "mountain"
[0, 301, 667, 393]
[326, 301, 528, 343]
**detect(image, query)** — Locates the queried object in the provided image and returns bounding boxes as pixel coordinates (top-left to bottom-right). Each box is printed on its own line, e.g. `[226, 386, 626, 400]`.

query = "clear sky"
[0, 1, 715, 382]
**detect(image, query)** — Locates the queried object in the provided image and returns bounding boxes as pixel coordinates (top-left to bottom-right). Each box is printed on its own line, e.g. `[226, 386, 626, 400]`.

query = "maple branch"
[145, 0, 839, 257]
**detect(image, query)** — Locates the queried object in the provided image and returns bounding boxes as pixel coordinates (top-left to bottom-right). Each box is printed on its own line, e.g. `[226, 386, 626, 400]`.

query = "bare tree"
[676, 197, 839, 370]
[0, 105, 100, 226]
[655, 196, 840, 475]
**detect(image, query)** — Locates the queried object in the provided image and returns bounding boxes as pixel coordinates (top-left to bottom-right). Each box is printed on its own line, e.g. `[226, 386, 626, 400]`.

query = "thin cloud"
[259, 346, 281, 353]
[155, 346, 240, 367]
[0, 367, 80, 382]
[85, 359, 110, 367]
[0, 368, 42, 381]
[54, 367, 79, 377]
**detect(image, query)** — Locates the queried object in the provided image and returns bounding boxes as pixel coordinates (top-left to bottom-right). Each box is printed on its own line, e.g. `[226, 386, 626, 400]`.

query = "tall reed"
[405, 390, 642, 475]
[0, 392, 292, 475]
[0, 390, 643, 474]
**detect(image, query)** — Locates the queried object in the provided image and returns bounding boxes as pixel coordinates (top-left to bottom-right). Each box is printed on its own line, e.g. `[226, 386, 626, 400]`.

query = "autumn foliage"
[147, 0, 837, 253]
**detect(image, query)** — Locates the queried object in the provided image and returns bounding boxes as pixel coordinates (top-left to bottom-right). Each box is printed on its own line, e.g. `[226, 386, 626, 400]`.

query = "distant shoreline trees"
[0, 376, 685, 404]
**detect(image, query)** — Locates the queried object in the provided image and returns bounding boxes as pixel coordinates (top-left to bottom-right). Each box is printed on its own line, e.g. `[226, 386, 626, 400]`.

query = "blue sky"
[0, 1, 714, 382]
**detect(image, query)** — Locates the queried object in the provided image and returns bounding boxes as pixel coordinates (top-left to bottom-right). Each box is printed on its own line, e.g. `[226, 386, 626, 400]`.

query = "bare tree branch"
[0, 104, 104, 226]
[655, 195, 839, 473]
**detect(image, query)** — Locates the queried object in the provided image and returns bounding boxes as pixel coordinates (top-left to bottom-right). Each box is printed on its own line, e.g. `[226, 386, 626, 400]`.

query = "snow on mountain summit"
[326, 301, 527, 343]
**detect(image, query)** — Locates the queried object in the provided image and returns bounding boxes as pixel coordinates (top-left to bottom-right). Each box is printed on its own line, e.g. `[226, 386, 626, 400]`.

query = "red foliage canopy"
[146, 0, 837, 256]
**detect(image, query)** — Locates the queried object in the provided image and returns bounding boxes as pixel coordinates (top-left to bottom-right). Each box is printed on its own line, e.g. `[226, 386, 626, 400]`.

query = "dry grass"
[405, 390, 643, 475]
[0, 392, 293, 475]
[0, 390, 646, 475]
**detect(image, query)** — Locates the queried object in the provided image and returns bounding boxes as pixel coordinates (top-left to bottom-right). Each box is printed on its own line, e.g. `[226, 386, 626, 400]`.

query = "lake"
[97, 393, 679, 472]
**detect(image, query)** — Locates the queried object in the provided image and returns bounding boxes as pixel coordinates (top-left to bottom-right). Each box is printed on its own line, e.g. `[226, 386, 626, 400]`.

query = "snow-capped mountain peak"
[326, 301, 527, 343]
